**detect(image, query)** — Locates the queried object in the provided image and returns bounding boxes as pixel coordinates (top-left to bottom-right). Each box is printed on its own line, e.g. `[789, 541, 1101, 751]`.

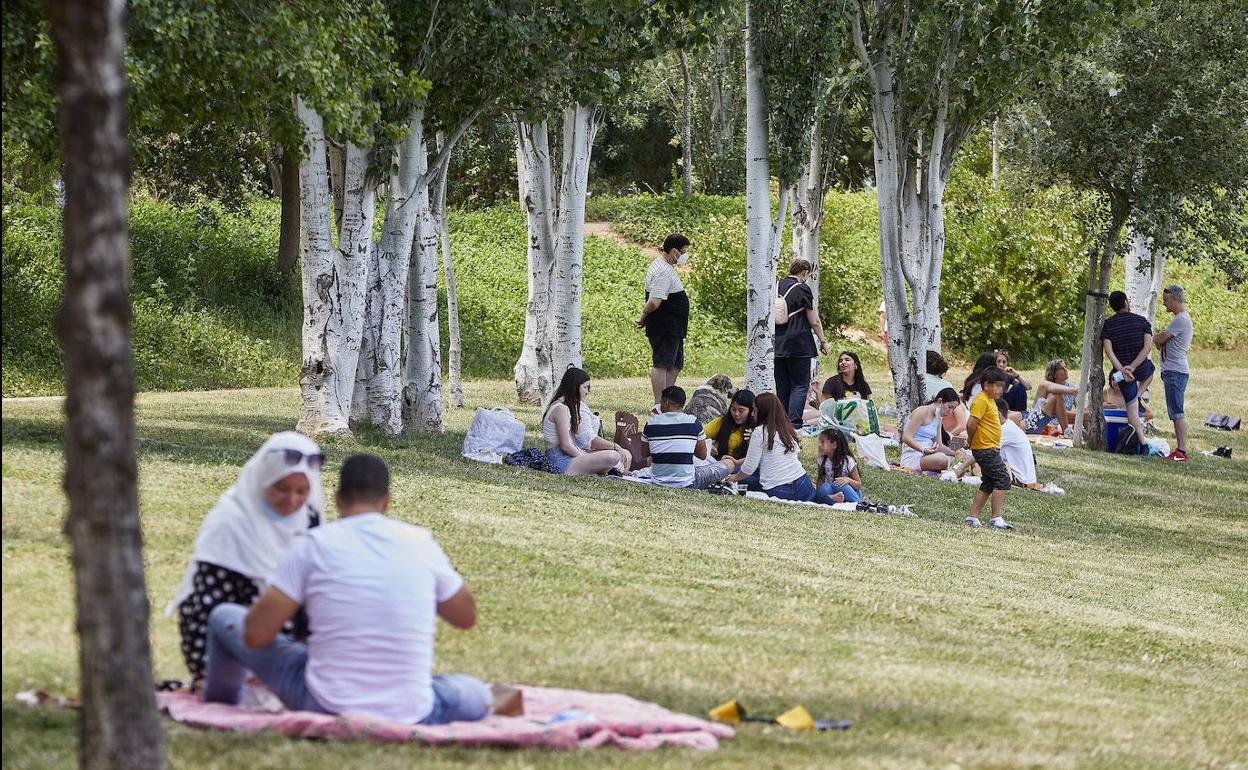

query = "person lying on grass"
[642, 385, 739, 488]
[203, 453, 491, 724]
[965, 369, 1015, 530]
[815, 429, 863, 503]
[728, 393, 837, 505]
[542, 367, 631, 477]
[167, 431, 325, 689]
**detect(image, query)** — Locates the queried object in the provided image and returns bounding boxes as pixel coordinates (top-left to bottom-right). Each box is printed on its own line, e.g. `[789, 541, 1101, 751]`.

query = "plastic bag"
[855, 433, 889, 470]
[820, 397, 881, 436]
[463, 407, 526, 458]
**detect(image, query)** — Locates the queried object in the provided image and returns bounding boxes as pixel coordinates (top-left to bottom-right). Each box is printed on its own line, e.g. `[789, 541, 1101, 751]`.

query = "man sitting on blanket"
[642, 386, 739, 488]
[203, 453, 490, 724]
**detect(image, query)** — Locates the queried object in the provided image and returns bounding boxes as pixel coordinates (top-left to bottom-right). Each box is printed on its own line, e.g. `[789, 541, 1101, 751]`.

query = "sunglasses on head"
[269, 448, 325, 470]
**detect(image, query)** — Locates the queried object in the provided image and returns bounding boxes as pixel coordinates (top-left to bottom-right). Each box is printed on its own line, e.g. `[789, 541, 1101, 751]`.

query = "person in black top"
[823, 350, 873, 402]
[1100, 290, 1154, 447]
[637, 234, 692, 410]
[774, 258, 831, 427]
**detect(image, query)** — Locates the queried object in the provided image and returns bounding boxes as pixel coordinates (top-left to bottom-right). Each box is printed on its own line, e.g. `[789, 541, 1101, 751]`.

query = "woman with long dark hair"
[961, 352, 999, 403]
[900, 387, 965, 471]
[730, 393, 834, 504]
[822, 350, 873, 401]
[542, 368, 631, 476]
[704, 389, 756, 460]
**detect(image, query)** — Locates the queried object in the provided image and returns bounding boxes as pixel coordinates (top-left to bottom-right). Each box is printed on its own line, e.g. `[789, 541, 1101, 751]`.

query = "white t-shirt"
[819, 454, 857, 480]
[740, 428, 807, 490]
[1160, 311, 1192, 374]
[270, 513, 464, 724]
[999, 418, 1035, 485]
[645, 257, 683, 300]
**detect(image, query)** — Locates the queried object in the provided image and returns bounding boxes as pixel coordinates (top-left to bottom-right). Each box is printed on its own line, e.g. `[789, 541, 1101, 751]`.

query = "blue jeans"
[1117, 359, 1155, 404]
[766, 474, 837, 505]
[1161, 370, 1188, 420]
[817, 481, 862, 503]
[204, 603, 490, 724]
[203, 603, 329, 713]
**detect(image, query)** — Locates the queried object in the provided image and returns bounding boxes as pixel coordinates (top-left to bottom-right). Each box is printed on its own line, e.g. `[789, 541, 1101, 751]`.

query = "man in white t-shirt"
[203, 454, 490, 724]
[636, 234, 692, 411]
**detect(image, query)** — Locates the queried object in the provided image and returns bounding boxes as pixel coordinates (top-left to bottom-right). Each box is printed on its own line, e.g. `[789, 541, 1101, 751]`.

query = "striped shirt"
[641, 412, 705, 488]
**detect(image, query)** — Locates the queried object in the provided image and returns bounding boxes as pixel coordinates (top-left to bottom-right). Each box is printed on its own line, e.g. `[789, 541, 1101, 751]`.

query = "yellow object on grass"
[775, 705, 815, 731]
[707, 699, 743, 723]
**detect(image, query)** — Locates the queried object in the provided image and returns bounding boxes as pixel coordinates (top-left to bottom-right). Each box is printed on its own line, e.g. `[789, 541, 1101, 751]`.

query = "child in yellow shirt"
[965, 368, 1015, 529]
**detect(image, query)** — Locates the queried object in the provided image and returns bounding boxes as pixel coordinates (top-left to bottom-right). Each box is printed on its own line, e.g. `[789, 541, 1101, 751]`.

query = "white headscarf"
[166, 432, 325, 616]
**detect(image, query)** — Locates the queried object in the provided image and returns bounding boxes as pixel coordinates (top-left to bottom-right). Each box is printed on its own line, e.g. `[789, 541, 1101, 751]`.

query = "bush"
[2, 196, 299, 396]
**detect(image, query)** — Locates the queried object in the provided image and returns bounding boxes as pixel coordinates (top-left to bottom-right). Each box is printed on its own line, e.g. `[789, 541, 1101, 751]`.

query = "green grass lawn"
[3, 361, 1247, 769]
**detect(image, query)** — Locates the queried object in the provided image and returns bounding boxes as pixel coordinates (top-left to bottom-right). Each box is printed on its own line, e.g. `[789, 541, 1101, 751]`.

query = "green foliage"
[443, 203, 745, 379]
[2, 197, 299, 396]
[939, 171, 1089, 362]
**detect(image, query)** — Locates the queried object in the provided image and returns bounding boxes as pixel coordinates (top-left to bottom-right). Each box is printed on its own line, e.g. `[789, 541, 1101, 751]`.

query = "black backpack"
[1114, 424, 1141, 455]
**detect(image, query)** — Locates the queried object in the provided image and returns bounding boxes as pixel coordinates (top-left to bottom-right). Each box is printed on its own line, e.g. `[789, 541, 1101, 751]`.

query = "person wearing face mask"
[167, 432, 325, 687]
[637, 233, 692, 412]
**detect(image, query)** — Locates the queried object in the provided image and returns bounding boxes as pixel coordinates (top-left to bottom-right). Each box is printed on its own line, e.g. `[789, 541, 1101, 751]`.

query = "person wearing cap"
[1153, 285, 1192, 461]
[637, 234, 692, 412]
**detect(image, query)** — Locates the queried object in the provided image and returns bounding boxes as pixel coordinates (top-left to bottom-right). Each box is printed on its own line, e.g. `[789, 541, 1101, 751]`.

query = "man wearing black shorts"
[636, 234, 691, 412]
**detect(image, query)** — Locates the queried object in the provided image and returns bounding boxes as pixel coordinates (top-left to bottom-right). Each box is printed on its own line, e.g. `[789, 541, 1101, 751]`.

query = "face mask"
[260, 499, 285, 522]
[677, 251, 690, 266]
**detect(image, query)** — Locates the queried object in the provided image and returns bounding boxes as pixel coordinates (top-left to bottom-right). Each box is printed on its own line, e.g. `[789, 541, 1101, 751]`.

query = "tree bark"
[365, 111, 426, 434]
[679, 50, 694, 197]
[277, 145, 301, 274]
[550, 104, 602, 378]
[513, 117, 557, 403]
[293, 97, 350, 437]
[791, 114, 825, 300]
[1072, 200, 1129, 450]
[743, 1, 776, 394]
[48, 0, 166, 766]
[327, 140, 346, 237]
[401, 115, 444, 434]
[433, 133, 464, 408]
[1125, 225, 1167, 328]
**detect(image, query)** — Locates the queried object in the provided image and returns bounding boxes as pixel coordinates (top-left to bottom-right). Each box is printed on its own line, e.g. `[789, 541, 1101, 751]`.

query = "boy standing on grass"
[965, 368, 1015, 530]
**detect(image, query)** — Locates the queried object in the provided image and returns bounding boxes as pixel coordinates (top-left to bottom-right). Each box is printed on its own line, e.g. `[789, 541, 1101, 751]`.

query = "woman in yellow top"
[705, 389, 756, 461]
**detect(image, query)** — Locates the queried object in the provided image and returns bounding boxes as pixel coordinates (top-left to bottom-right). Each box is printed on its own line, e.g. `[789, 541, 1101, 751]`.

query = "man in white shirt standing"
[1153, 285, 1193, 461]
[203, 454, 490, 724]
[636, 234, 691, 412]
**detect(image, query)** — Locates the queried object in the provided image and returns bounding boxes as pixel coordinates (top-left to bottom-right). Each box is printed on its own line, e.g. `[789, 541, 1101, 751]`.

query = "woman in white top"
[730, 393, 835, 504]
[542, 367, 631, 476]
[900, 387, 963, 471]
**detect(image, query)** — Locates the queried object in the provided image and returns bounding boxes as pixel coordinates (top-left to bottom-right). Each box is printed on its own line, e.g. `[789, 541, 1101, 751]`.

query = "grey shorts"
[972, 448, 1012, 492]
[691, 461, 731, 489]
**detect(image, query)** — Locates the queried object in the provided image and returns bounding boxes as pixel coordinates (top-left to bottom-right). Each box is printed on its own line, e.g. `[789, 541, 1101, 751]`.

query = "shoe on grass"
[964, 516, 982, 527]
[988, 517, 1015, 530]
[1166, 449, 1190, 462]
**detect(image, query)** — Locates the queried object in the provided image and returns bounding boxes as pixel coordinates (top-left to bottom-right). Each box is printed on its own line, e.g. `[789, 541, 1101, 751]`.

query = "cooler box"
[1105, 408, 1128, 449]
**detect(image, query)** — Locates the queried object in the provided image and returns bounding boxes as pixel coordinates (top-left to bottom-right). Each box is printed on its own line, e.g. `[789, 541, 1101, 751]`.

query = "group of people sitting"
[173, 434, 492, 725]
[539, 366, 865, 506]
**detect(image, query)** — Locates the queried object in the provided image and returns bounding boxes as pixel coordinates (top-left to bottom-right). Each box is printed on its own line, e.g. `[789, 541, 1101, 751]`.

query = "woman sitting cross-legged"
[167, 431, 325, 688]
[815, 428, 863, 503]
[900, 388, 965, 471]
[543, 367, 631, 476]
[1022, 359, 1080, 435]
[729, 393, 836, 505]
[705, 389, 762, 490]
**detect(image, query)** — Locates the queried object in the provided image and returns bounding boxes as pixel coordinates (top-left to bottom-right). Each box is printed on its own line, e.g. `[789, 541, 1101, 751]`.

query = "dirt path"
[585, 221, 662, 260]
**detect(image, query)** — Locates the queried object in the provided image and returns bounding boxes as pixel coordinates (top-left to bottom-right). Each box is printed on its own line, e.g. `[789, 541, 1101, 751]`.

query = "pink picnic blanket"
[156, 685, 733, 751]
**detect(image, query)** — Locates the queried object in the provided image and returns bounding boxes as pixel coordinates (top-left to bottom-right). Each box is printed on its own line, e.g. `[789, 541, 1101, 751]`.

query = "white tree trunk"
[401, 118, 444, 434]
[327, 141, 346, 236]
[550, 105, 602, 379]
[743, 3, 776, 395]
[366, 110, 426, 434]
[513, 118, 557, 403]
[327, 142, 377, 425]
[294, 97, 351, 438]
[679, 51, 694, 197]
[352, 238, 380, 423]
[791, 115, 825, 300]
[433, 133, 464, 409]
[1125, 226, 1166, 328]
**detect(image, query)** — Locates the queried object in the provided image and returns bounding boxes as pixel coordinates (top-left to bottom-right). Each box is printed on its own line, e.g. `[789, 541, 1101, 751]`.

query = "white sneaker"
[964, 516, 982, 527]
[1037, 481, 1064, 496]
[989, 517, 1015, 530]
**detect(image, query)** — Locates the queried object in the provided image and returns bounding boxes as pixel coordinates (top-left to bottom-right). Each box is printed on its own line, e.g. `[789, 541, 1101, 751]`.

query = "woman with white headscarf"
[167, 432, 325, 684]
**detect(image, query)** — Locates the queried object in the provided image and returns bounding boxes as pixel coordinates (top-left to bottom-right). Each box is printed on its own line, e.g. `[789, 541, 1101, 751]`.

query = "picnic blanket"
[887, 463, 1064, 495]
[155, 685, 734, 751]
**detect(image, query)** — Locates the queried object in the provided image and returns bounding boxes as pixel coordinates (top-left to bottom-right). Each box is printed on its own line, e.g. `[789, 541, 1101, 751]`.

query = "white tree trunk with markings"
[513, 118, 557, 403]
[401, 117, 444, 434]
[744, 3, 779, 394]
[550, 104, 602, 379]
